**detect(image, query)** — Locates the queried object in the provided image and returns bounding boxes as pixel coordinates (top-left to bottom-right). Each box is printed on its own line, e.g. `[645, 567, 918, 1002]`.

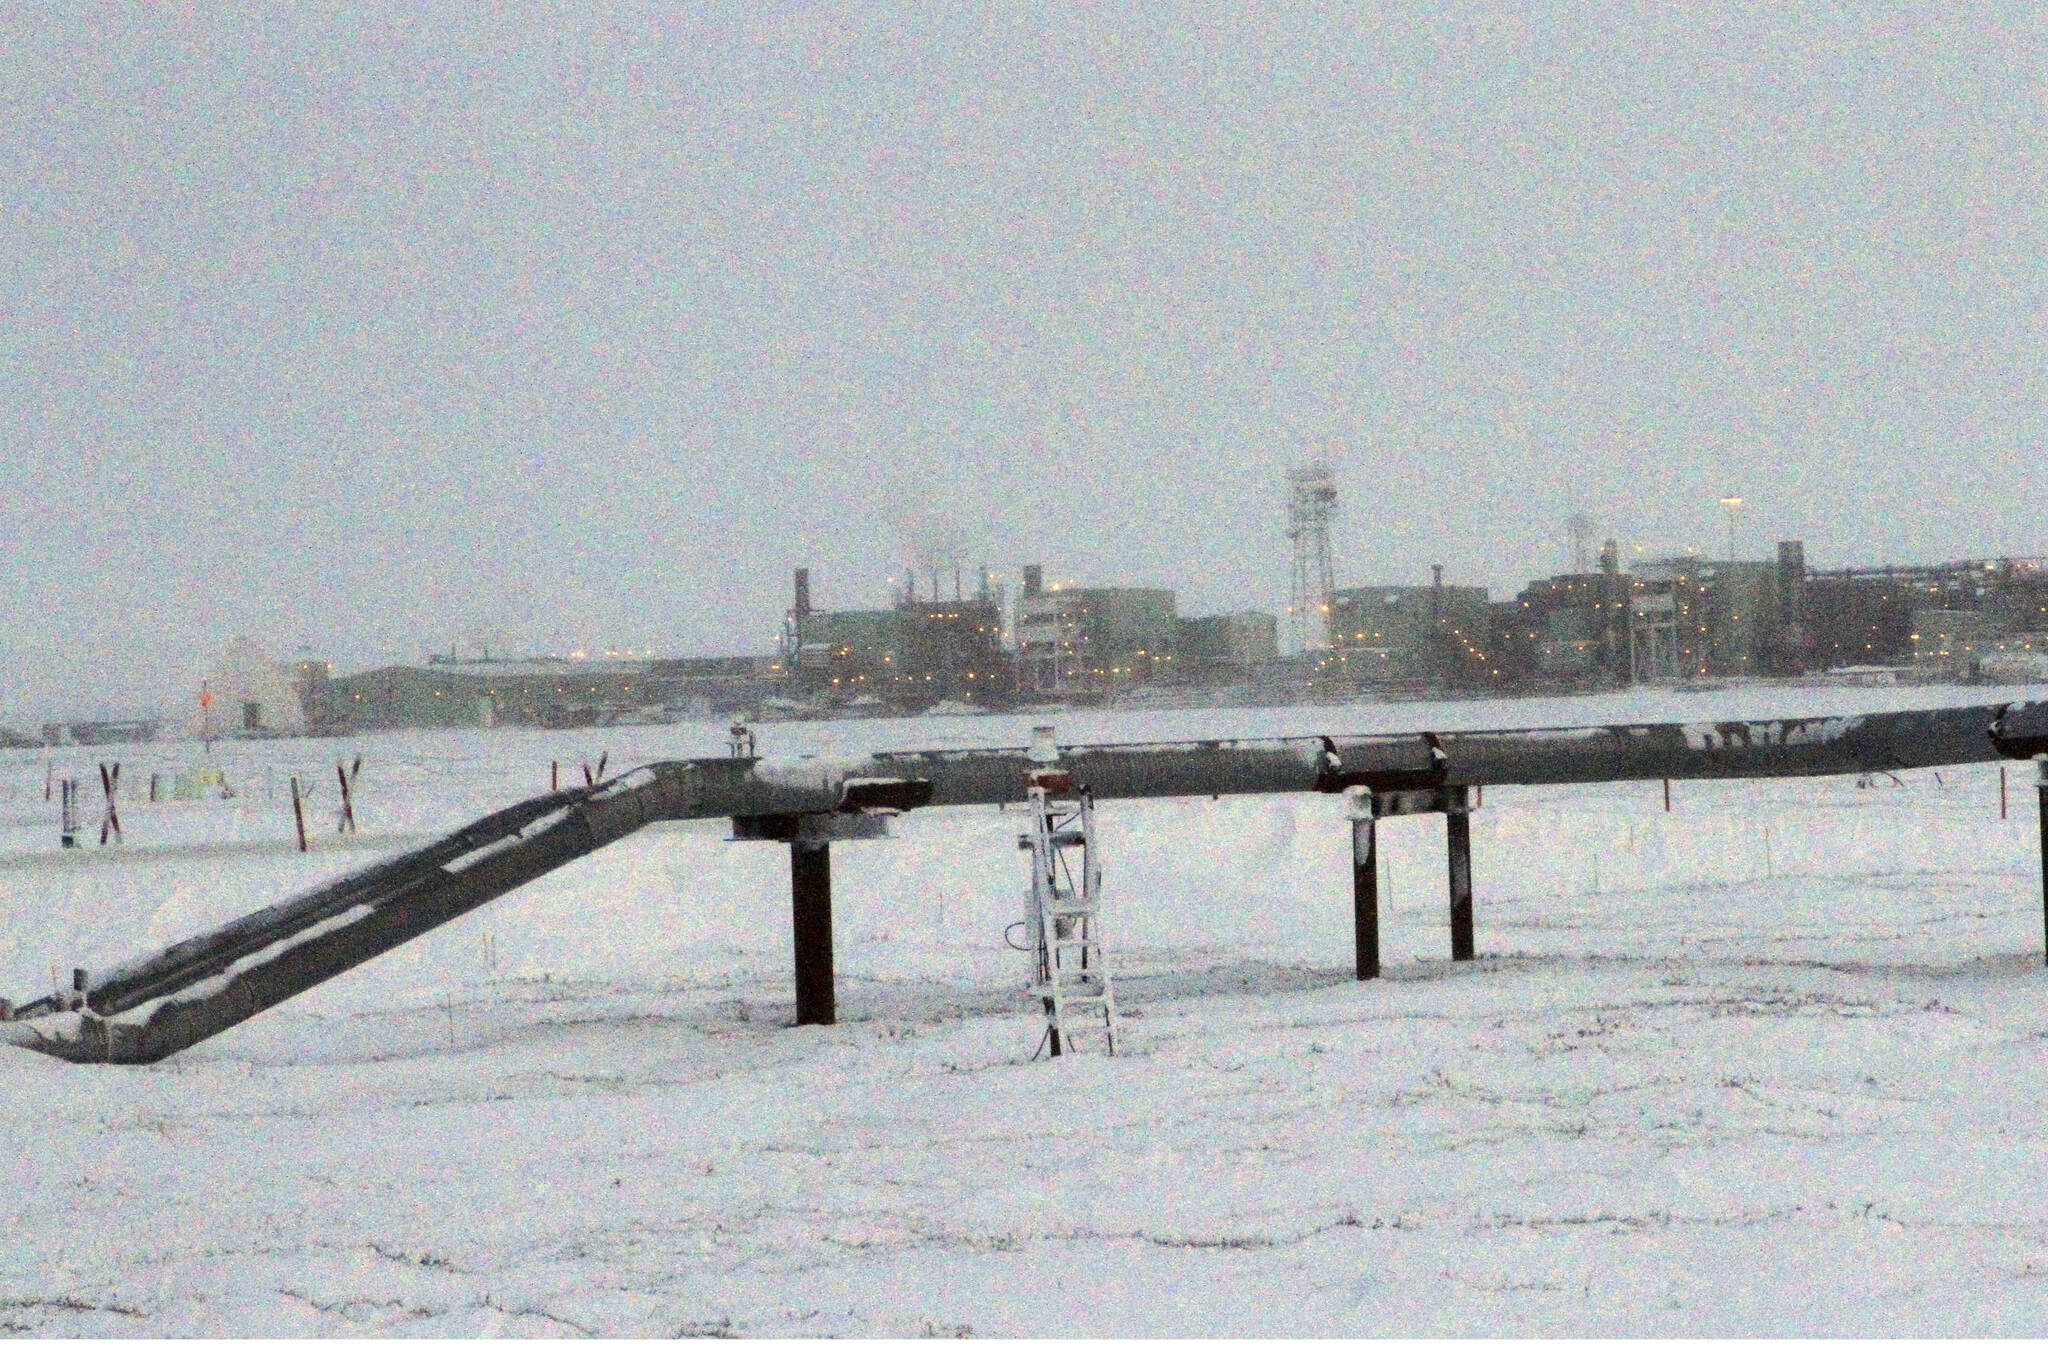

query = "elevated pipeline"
[1, 700, 2029, 1064]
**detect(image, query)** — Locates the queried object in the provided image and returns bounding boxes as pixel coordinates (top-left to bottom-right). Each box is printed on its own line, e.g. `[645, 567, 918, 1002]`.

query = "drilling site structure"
[1286, 464, 1338, 656]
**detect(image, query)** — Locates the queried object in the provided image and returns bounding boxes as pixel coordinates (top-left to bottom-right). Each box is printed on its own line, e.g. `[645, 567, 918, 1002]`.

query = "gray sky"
[4, 4, 2044, 719]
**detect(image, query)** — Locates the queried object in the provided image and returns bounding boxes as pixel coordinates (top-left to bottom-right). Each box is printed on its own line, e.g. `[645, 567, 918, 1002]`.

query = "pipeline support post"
[1447, 787, 1474, 962]
[1988, 705, 2048, 967]
[2038, 759, 2048, 967]
[1346, 787, 1379, 981]
[790, 836, 835, 1026]
[1338, 772, 1475, 974]
[732, 808, 899, 1029]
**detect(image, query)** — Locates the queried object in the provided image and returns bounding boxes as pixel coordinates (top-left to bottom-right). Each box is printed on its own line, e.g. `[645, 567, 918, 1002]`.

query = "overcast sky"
[4, 4, 2044, 719]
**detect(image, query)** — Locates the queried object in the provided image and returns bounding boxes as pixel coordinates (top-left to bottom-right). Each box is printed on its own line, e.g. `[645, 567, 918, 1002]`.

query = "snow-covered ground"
[5, 682, 2048, 1336]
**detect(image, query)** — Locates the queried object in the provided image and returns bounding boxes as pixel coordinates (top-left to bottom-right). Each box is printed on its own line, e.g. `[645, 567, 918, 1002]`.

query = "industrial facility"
[35, 469, 2035, 742]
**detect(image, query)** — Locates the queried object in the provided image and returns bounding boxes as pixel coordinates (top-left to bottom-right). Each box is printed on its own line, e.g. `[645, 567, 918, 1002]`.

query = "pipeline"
[862, 701, 2009, 802]
[2, 700, 2032, 1063]
[4, 758, 925, 1063]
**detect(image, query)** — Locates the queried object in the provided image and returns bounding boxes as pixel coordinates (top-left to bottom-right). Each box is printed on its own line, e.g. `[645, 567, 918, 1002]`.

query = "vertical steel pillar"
[2037, 760, 2048, 968]
[1447, 789, 1474, 962]
[1350, 799, 1380, 981]
[790, 838, 836, 1026]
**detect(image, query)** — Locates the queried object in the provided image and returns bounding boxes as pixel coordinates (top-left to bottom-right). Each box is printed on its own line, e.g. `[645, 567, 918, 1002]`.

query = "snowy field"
[5, 682, 2048, 1337]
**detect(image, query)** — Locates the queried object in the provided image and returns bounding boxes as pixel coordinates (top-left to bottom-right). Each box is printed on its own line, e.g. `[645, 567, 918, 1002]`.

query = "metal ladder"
[1019, 777, 1120, 1058]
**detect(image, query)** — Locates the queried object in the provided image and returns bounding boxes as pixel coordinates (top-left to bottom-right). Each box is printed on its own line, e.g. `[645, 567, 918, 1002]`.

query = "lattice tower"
[1286, 465, 1338, 653]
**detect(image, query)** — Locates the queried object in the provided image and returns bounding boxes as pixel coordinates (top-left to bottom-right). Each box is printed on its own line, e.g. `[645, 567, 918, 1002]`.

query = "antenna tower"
[1285, 464, 1338, 653]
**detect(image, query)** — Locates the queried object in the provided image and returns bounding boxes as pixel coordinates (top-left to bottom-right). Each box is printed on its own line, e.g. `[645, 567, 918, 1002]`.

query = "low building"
[647, 655, 782, 714]
[316, 656, 652, 732]
[39, 719, 161, 746]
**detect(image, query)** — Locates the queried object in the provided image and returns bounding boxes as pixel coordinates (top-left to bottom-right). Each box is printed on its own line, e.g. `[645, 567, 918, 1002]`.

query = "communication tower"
[1286, 464, 1338, 654]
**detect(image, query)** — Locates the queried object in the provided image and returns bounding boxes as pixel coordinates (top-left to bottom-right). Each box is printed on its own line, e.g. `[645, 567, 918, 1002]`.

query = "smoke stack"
[793, 567, 811, 618]
[1023, 563, 1044, 597]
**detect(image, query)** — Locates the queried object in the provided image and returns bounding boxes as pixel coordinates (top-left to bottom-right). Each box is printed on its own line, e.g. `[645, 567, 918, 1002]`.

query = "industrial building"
[24, 454, 2048, 736]
[794, 607, 898, 697]
[1803, 557, 2048, 678]
[1325, 570, 1493, 686]
[1621, 544, 1806, 683]
[1014, 564, 1178, 700]
[894, 595, 1009, 708]
[792, 564, 1271, 704]
[787, 568, 1009, 709]
[315, 657, 654, 732]
[1509, 541, 1631, 686]
[1174, 612, 1280, 686]
[305, 650, 786, 734]
[35, 719, 160, 747]
[196, 637, 310, 737]
[171, 515, 2046, 741]
[647, 655, 785, 715]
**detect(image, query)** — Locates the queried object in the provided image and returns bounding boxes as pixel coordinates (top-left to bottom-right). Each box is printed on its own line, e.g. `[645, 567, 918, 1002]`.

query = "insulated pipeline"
[859, 703, 2007, 803]
[2, 700, 2022, 1063]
